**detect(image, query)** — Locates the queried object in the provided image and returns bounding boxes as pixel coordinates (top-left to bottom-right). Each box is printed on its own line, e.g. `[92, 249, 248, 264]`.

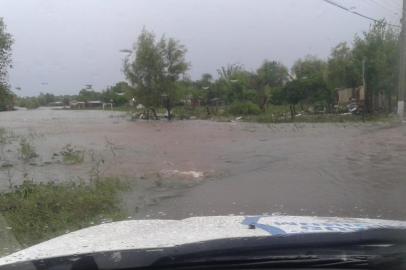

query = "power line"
[387, 0, 402, 10]
[322, 0, 401, 28]
[366, 0, 399, 15]
[397, 0, 406, 117]
[323, 0, 400, 26]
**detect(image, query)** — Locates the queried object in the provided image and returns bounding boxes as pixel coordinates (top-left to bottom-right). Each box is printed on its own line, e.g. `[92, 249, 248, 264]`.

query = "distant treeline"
[4, 20, 402, 118]
[15, 82, 133, 109]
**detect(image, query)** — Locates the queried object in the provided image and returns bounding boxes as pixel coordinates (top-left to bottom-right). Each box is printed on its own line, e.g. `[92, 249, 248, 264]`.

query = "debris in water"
[160, 169, 204, 179]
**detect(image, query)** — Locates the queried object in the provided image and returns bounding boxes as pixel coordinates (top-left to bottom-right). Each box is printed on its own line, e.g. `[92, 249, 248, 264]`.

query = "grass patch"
[0, 128, 8, 145]
[227, 102, 261, 116]
[60, 144, 85, 165]
[0, 128, 16, 145]
[18, 138, 38, 161]
[0, 178, 130, 251]
[245, 112, 399, 124]
[174, 106, 215, 120]
[110, 105, 131, 112]
[113, 104, 398, 124]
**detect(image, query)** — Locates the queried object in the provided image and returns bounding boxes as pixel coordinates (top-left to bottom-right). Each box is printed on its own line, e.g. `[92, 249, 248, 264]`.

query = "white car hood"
[1, 215, 406, 266]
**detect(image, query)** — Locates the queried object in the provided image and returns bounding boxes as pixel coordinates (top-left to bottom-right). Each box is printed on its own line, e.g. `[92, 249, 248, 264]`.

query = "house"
[70, 100, 103, 109]
[336, 86, 365, 106]
[69, 101, 85, 109]
[102, 102, 113, 110]
[209, 98, 224, 107]
[86, 100, 103, 108]
[48, 101, 64, 107]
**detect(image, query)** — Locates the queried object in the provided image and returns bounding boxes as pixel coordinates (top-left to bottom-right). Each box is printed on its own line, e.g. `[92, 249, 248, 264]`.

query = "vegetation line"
[0, 178, 130, 255]
[0, 19, 399, 122]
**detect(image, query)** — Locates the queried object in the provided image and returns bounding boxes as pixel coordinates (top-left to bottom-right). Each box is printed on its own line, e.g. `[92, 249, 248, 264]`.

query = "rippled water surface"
[1, 108, 405, 220]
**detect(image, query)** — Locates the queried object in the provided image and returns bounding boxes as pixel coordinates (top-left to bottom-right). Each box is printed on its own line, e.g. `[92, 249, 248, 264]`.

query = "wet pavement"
[1, 108, 406, 220]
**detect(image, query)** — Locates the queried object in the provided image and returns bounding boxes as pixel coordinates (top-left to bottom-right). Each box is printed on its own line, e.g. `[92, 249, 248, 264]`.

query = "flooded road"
[1, 108, 406, 220]
[135, 121, 406, 220]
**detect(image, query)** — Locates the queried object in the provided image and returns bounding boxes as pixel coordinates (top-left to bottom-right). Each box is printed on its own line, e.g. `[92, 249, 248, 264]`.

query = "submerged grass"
[248, 112, 400, 124]
[60, 144, 85, 165]
[0, 178, 130, 252]
[18, 137, 38, 161]
[123, 104, 399, 124]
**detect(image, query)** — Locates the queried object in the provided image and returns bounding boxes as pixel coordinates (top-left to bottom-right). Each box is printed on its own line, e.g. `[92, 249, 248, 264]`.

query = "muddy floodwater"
[1, 108, 406, 220]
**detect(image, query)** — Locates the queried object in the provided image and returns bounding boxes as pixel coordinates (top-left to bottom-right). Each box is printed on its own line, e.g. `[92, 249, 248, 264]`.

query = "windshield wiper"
[134, 253, 405, 269]
[138, 228, 406, 269]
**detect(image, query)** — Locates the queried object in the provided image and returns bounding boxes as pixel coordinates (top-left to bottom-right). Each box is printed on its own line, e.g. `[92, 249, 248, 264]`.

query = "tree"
[157, 37, 189, 119]
[101, 82, 132, 106]
[292, 56, 327, 80]
[216, 64, 257, 104]
[0, 84, 14, 110]
[62, 96, 70, 107]
[37, 92, 56, 106]
[352, 21, 399, 112]
[0, 18, 13, 111]
[77, 88, 101, 102]
[291, 56, 333, 109]
[283, 79, 307, 118]
[124, 29, 189, 120]
[193, 73, 215, 115]
[327, 42, 359, 90]
[217, 64, 244, 82]
[256, 60, 289, 110]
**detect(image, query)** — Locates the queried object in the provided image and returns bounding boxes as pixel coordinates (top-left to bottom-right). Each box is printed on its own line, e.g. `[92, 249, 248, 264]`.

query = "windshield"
[0, 0, 406, 264]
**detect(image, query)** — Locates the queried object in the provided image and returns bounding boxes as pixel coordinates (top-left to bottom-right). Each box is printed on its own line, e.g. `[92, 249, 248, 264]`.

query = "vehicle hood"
[1, 215, 406, 266]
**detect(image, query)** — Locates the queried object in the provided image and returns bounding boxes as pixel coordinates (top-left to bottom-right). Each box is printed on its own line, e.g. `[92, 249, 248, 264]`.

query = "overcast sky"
[1, 0, 402, 96]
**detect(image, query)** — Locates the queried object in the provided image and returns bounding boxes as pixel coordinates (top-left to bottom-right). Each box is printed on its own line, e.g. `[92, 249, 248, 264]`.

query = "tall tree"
[292, 56, 327, 80]
[216, 64, 256, 104]
[290, 56, 332, 109]
[327, 42, 359, 90]
[0, 18, 14, 111]
[124, 29, 189, 119]
[101, 82, 133, 106]
[352, 21, 399, 112]
[157, 36, 189, 119]
[77, 87, 101, 102]
[193, 73, 215, 114]
[282, 79, 307, 119]
[217, 64, 243, 82]
[256, 60, 289, 110]
[124, 30, 160, 118]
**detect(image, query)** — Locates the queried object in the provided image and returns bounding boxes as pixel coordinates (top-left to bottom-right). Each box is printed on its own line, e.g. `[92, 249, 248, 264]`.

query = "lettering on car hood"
[241, 216, 406, 235]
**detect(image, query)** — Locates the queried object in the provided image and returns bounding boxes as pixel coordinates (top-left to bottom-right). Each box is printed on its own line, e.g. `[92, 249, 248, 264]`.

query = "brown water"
[1, 108, 406, 220]
[134, 122, 406, 220]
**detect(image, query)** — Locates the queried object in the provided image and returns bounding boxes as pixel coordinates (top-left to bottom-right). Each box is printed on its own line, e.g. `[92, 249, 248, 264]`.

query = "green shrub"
[25, 101, 40, 110]
[60, 144, 84, 165]
[0, 178, 129, 250]
[18, 138, 38, 161]
[0, 128, 7, 145]
[228, 102, 261, 116]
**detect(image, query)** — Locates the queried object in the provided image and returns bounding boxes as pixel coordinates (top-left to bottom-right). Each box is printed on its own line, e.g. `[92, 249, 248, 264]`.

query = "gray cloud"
[1, 0, 401, 96]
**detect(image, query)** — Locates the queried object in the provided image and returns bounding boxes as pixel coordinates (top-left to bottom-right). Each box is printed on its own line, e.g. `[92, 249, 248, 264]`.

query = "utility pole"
[397, 0, 406, 117]
[362, 58, 366, 121]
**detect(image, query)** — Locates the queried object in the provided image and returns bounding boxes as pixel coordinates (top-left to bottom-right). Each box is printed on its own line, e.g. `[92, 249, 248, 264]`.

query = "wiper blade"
[141, 255, 374, 269]
[144, 238, 406, 269]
